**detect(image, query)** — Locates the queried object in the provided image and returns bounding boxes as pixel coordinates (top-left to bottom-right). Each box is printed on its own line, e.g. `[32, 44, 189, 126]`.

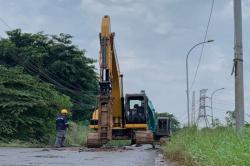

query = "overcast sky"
[1, 0, 250, 125]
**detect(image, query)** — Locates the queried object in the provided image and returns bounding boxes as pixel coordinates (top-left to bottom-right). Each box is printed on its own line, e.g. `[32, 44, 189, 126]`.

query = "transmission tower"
[191, 91, 196, 125]
[196, 89, 210, 128]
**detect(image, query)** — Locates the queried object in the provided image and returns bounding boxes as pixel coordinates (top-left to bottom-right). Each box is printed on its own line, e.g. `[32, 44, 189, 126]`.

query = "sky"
[0, 0, 250, 125]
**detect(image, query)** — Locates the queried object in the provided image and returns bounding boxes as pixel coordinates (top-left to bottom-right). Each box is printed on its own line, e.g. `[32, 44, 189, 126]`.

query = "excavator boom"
[87, 15, 123, 147]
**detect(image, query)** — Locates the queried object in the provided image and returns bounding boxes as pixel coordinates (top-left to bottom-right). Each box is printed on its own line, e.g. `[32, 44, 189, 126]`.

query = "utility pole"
[234, 0, 244, 131]
[196, 89, 209, 128]
[191, 91, 196, 125]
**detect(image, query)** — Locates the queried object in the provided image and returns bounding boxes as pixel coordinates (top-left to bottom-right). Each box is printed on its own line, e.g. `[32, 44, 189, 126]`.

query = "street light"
[210, 88, 225, 126]
[186, 39, 214, 127]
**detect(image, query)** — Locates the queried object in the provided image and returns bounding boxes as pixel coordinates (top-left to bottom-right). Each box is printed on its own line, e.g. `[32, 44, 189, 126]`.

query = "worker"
[138, 106, 145, 123]
[54, 109, 69, 148]
[132, 104, 139, 122]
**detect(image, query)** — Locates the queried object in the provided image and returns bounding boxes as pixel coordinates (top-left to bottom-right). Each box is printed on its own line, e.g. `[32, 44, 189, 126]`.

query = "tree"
[212, 118, 222, 128]
[0, 29, 98, 121]
[0, 65, 72, 143]
[225, 110, 236, 127]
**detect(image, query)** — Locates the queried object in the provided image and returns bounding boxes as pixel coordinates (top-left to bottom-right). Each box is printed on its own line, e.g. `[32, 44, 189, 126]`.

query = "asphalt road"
[0, 145, 175, 166]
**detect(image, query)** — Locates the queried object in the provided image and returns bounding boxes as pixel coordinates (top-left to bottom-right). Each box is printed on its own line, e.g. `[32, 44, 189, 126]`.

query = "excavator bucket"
[134, 130, 154, 145]
[87, 132, 102, 148]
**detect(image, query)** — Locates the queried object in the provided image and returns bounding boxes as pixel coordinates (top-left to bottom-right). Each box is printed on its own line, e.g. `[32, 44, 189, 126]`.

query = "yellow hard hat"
[61, 109, 68, 114]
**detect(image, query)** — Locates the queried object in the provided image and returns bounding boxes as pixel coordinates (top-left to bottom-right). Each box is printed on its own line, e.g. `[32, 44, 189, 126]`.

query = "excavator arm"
[87, 15, 123, 147]
[99, 16, 122, 122]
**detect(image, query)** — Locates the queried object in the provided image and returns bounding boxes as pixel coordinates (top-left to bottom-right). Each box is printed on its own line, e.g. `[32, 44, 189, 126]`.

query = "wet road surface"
[0, 145, 175, 166]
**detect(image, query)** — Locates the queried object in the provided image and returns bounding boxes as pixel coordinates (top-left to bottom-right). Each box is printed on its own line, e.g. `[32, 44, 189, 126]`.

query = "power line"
[212, 106, 229, 112]
[190, 0, 215, 90]
[24, 57, 98, 96]
[212, 98, 234, 104]
[0, 16, 98, 94]
[0, 56, 94, 109]
[23, 55, 98, 102]
[212, 98, 240, 106]
[0, 16, 11, 30]
[0, 17, 98, 105]
[0, 16, 11, 38]
[212, 100, 250, 111]
[11, 54, 80, 95]
[212, 101, 234, 107]
[16, 57, 97, 108]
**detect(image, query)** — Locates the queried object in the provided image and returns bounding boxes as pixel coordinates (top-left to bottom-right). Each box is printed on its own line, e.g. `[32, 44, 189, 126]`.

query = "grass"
[65, 121, 89, 146]
[163, 126, 250, 166]
[0, 122, 89, 148]
[65, 122, 131, 147]
[106, 140, 131, 147]
[0, 121, 131, 148]
[0, 140, 43, 148]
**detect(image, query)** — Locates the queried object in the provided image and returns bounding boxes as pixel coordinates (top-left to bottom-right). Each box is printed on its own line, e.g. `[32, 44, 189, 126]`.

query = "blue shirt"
[56, 115, 68, 130]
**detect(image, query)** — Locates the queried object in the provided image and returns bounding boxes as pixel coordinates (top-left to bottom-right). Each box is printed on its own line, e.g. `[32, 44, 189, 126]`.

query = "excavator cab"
[155, 117, 171, 140]
[123, 92, 155, 146]
[124, 92, 149, 129]
[125, 94, 147, 124]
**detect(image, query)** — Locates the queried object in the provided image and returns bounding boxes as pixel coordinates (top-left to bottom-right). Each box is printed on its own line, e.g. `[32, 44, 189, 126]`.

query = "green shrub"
[106, 140, 131, 147]
[65, 122, 88, 146]
[0, 65, 72, 143]
[0, 140, 42, 147]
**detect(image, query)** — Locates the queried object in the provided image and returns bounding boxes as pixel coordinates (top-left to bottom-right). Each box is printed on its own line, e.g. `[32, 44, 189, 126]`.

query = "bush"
[0, 29, 98, 122]
[65, 122, 88, 146]
[0, 65, 72, 143]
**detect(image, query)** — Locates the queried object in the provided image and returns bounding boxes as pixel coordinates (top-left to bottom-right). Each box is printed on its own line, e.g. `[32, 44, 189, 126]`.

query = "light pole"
[210, 88, 225, 126]
[186, 40, 214, 127]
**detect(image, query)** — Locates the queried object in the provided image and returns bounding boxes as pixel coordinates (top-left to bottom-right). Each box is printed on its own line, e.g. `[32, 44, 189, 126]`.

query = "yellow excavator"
[87, 15, 171, 148]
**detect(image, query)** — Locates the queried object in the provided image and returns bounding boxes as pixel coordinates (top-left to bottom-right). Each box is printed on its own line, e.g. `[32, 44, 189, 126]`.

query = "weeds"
[0, 122, 89, 148]
[0, 140, 43, 148]
[106, 140, 131, 147]
[65, 121, 88, 146]
[1, 121, 132, 148]
[163, 127, 250, 166]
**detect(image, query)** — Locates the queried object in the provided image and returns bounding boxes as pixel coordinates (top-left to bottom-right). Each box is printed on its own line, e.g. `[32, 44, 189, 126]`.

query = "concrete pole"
[234, 0, 244, 132]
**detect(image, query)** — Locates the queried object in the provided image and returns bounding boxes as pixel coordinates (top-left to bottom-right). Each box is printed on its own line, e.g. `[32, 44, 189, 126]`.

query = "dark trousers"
[54, 130, 66, 147]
